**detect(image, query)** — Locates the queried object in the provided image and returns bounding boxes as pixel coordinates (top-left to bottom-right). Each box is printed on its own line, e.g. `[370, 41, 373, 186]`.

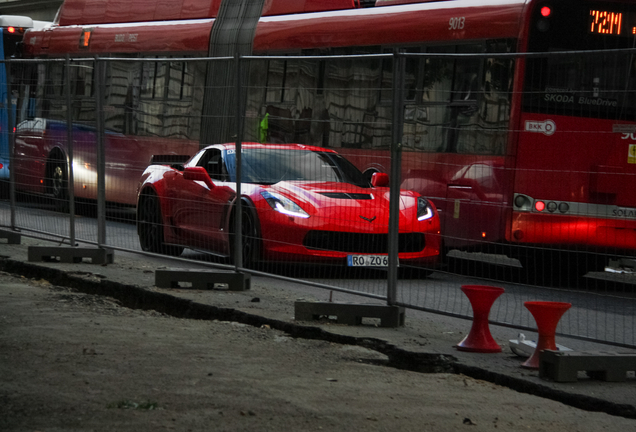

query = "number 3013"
[449, 17, 465, 30]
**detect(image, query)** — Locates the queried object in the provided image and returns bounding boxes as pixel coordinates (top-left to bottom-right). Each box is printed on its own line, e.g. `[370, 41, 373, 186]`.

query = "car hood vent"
[319, 192, 373, 200]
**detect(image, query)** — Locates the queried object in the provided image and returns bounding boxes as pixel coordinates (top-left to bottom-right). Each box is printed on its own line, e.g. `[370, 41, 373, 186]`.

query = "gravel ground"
[1, 270, 634, 431]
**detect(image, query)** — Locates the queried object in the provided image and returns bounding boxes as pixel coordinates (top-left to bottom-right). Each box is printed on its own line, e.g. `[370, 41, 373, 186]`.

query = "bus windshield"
[523, 0, 636, 120]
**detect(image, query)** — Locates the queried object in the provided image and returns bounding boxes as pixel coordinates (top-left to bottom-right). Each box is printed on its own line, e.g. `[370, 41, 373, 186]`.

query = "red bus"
[13, 0, 636, 276]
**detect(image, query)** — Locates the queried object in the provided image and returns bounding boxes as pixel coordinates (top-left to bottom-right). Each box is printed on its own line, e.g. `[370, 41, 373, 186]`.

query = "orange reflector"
[535, 201, 545, 212]
[40, 179, 44, 184]
[79, 28, 92, 48]
[481, 232, 486, 238]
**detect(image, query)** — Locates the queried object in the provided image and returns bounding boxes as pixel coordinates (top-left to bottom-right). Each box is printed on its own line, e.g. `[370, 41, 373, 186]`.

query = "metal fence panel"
[2, 51, 636, 348]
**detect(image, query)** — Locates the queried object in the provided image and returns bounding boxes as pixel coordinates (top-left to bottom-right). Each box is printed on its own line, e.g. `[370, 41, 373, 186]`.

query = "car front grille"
[303, 231, 425, 254]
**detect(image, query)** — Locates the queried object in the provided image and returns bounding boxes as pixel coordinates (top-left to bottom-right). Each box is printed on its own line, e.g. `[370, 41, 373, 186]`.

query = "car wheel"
[230, 203, 260, 268]
[138, 191, 183, 256]
[48, 155, 69, 212]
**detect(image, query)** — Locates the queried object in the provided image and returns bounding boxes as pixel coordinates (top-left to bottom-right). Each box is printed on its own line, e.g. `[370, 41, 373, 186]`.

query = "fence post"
[65, 56, 76, 246]
[6, 58, 15, 230]
[234, 53, 244, 270]
[387, 50, 405, 305]
[95, 57, 106, 247]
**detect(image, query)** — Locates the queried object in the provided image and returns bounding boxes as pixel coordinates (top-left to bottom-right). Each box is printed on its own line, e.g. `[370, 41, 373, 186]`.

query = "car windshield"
[223, 148, 369, 187]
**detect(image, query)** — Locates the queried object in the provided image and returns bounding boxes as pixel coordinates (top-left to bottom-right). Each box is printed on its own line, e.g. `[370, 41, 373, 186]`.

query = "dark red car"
[136, 143, 441, 270]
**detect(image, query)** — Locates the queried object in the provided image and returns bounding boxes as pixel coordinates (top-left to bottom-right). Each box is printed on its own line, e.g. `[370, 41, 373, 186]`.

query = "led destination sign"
[589, 9, 636, 35]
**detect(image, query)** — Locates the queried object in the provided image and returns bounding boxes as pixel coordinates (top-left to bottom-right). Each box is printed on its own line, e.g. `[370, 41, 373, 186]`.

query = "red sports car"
[136, 143, 441, 270]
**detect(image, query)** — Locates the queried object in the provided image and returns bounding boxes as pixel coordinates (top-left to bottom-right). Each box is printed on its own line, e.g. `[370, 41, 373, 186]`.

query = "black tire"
[230, 202, 261, 268]
[138, 191, 183, 256]
[48, 155, 69, 212]
[0, 180, 8, 200]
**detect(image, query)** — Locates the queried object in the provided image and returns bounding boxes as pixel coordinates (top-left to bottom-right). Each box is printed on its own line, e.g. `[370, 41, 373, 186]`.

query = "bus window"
[454, 42, 513, 155]
[403, 41, 513, 155]
[164, 61, 202, 139]
[16, 64, 38, 123]
[105, 60, 140, 134]
[410, 46, 454, 152]
[325, 47, 383, 149]
[404, 47, 421, 102]
[265, 59, 285, 104]
[380, 51, 393, 102]
[42, 62, 66, 121]
[71, 61, 95, 124]
[263, 58, 321, 144]
[447, 44, 488, 154]
[167, 61, 185, 100]
[138, 60, 166, 137]
[102, 58, 203, 139]
[184, 61, 205, 140]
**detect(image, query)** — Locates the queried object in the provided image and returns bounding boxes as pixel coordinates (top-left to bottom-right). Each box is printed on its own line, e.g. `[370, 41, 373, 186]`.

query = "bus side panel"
[24, 22, 214, 57]
[13, 119, 50, 195]
[103, 134, 199, 206]
[513, 113, 636, 252]
[339, 148, 513, 250]
[254, 1, 525, 53]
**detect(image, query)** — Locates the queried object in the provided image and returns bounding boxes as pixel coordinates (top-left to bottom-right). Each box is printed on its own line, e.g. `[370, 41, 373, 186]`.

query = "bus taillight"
[541, 6, 551, 17]
[7, 26, 15, 33]
[535, 201, 545, 212]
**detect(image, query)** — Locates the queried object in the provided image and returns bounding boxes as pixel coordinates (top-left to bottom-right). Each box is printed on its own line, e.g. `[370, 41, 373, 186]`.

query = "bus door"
[416, 42, 513, 250]
[444, 159, 507, 249]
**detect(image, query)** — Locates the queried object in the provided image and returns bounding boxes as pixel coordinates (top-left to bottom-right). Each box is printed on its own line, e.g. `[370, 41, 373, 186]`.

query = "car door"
[170, 149, 235, 253]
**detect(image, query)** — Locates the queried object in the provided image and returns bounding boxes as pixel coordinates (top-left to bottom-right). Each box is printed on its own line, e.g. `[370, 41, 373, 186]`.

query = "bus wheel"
[138, 191, 183, 256]
[517, 250, 599, 288]
[230, 202, 261, 268]
[48, 155, 69, 212]
[0, 180, 8, 200]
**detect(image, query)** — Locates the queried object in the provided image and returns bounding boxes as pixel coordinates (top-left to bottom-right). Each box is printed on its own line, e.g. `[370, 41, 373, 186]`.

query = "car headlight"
[417, 197, 435, 221]
[261, 191, 310, 219]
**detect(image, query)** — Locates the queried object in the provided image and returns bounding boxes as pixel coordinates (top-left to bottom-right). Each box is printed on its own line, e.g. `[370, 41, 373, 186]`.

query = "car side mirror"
[183, 166, 215, 189]
[371, 172, 389, 187]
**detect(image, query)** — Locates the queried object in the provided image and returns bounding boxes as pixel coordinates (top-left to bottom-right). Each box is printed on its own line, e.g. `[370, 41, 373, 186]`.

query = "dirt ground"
[1, 270, 634, 432]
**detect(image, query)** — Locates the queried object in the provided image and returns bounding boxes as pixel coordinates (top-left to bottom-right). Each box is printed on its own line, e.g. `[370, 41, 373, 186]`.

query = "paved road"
[2, 200, 636, 348]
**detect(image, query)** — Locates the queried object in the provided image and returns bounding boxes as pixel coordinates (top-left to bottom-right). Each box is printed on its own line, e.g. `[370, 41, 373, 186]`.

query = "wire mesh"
[2, 51, 636, 348]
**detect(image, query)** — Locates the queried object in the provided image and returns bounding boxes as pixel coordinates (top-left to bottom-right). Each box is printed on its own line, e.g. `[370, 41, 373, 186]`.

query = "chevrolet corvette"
[136, 143, 441, 270]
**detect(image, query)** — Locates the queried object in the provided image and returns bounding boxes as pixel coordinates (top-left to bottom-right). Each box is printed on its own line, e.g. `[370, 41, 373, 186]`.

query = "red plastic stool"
[456, 285, 505, 353]
[522, 301, 572, 369]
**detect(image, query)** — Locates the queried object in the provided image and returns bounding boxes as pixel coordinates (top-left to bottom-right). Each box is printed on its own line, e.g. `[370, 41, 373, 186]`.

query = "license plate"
[347, 254, 392, 267]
